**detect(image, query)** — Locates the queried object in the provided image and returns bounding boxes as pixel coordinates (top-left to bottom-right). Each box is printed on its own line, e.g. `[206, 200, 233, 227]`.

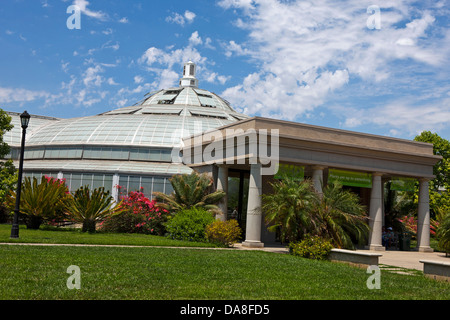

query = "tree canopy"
[0, 109, 17, 204]
[414, 131, 450, 217]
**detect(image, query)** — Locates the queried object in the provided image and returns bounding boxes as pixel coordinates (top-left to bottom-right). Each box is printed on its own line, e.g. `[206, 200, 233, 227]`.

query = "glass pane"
[129, 148, 140, 161]
[128, 176, 141, 192]
[165, 178, 174, 194]
[103, 175, 113, 194]
[153, 177, 165, 194]
[70, 173, 82, 192]
[141, 177, 153, 198]
[92, 174, 104, 190]
[149, 149, 161, 161]
[81, 174, 93, 188]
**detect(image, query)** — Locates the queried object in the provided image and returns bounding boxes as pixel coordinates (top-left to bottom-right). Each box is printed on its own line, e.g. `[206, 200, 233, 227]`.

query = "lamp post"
[10, 111, 30, 239]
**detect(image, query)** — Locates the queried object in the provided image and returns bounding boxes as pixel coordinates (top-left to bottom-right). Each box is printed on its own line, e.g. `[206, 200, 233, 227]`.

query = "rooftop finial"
[179, 61, 198, 88]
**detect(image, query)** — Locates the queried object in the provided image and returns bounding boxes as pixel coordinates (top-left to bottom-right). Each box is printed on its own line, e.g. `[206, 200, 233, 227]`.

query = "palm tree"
[153, 172, 226, 215]
[6, 176, 69, 229]
[313, 181, 369, 249]
[262, 177, 318, 243]
[65, 186, 122, 233]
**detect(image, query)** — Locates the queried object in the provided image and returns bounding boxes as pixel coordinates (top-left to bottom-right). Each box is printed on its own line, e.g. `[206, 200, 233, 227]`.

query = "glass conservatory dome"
[5, 61, 248, 199]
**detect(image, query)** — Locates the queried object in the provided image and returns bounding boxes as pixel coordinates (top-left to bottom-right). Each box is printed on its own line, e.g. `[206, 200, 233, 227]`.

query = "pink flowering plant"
[398, 215, 439, 239]
[100, 186, 169, 235]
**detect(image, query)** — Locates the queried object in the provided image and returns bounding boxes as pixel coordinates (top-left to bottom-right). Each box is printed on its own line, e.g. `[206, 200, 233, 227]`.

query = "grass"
[0, 244, 449, 300]
[1, 223, 449, 300]
[0, 224, 218, 248]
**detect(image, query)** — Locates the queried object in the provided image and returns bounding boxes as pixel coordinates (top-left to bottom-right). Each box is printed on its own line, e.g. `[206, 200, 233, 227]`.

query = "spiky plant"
[6, 176, 69, 229]
[65, 186, 122, 233]
[153, 172, 225, 215]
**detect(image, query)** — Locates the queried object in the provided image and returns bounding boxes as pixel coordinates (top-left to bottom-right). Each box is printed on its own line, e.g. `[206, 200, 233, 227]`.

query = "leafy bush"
[289, 235, 334, 260]
[165, 207, 215, 242]
[100, 189, 169, 235]
[205, 219, 242, 247]
[437, 212, 450, 254]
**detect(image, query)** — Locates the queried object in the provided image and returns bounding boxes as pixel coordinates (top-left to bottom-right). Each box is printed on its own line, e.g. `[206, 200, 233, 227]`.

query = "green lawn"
[0, 224, 217, 248]
[1, 223, 449, 300]
[1, 244, 449, 300]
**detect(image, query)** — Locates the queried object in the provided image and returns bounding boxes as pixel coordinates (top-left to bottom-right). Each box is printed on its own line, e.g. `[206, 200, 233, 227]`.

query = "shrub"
[6, 176, 69, 229]
[100, 189, 169, 236]
[205, 219, 242, 247]
[165, 207, 215, 242]
[289, 235, 334, 260]
[437, 212, 450, 254]
[64, 186, 121, 233]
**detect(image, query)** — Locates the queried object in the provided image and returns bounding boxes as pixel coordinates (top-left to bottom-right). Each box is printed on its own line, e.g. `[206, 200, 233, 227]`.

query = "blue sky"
[0, 0, 449, 140]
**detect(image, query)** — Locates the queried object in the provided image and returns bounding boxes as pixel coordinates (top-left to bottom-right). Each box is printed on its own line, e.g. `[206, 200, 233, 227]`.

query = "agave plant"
[65, 186, 123, 233]
[153, 172, 225, 215]
[6, 176, 69, 229]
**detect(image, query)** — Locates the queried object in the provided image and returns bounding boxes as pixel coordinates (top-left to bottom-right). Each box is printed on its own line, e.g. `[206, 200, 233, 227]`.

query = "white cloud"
[184, 10, 196, 23]
[83, 64, 104, 87]
[340, 99, 450, 136]
[219, 0, 447, 122]
[119, 17, 129, 23]
[107, 77, 118, 85]
[0, 87, 49, 103]
[224, 40, 249, 57]
[165, 10, 196, 26]
[189, 31, 202, 46]
[134, 75, 144, 84]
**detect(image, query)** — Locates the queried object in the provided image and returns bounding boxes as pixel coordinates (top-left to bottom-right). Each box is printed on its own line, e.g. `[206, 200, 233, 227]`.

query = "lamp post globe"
[10, 111, 30, 238]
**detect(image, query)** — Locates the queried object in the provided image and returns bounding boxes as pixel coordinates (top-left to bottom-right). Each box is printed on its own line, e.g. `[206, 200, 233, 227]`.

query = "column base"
[365, 245, 386, 251]
[415, 246, 434, 253]
[242, 240, 264, 248]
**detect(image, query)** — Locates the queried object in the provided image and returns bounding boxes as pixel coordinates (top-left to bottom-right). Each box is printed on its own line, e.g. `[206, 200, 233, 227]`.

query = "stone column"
[417, 178, 433, 252]
[216, 165, 228, 222]
[112, 173, 120, 202]
[243, 163, 264, 248]
[312, 166, 325, 195]
[367, 173, 385, 251]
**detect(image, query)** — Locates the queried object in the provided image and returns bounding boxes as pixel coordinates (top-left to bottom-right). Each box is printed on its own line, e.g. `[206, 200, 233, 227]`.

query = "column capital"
[311, 165, 326, 170]
[419, 177, 430, 183]
[372, 172, 384, 177]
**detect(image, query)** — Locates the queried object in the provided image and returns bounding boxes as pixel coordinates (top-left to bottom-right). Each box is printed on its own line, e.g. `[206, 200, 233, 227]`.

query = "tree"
[414, 131, 450, 217]
[64, 186, 122, 233]
[313, 182, 369, 249]
[262, 177, 318, 243]
[153, 172, 225, 215]
[0, 109, 17, 205]
[262, 175, 369, 248]
[6, 176, 69, 229]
